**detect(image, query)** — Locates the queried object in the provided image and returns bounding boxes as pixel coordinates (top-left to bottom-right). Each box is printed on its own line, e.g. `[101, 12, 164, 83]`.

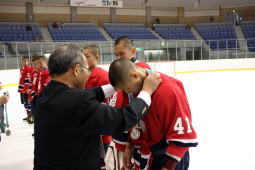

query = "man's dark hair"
[48, 44, 84, 77]
[114, 36, 134, 48]
[109, 59, 136, 87]
[83, 45, 100, 57]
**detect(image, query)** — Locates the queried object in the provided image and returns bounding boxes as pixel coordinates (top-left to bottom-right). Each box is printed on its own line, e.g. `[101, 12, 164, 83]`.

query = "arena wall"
[1, 59, 254, 88]
[0, 4, 254, 26]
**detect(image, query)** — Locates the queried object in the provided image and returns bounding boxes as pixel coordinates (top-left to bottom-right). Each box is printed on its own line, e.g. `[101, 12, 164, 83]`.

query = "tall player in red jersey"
[114, 36, 150, 69]
[18, 56, 33, 122]
[28, 55, 39, 123]
[37, 55, 50, 95]
[82, 45, 112, 170]
[109, 59, 198, 170]
[112, 36, 152, 169]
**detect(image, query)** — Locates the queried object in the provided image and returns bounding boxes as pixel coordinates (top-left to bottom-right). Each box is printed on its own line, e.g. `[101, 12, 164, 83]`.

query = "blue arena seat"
[195, 23, 239, 50]
[103, 24, 158, 40]
[48, 23, 106, 41]
[241, 21, 255, 52]
[155, 24, 195, 40]
[0, 23, 43, 42]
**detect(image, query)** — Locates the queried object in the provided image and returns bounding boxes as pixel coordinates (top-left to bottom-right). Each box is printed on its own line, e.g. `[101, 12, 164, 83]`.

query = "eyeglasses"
[79, 64, 90, 73]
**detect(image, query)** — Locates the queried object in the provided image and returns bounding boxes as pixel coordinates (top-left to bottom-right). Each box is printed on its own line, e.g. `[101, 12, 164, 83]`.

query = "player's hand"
[142, 72, 161, 95]
[123, 142, 133, 170]
[162, 167, 169, 170]
[163, 157, 178, 170]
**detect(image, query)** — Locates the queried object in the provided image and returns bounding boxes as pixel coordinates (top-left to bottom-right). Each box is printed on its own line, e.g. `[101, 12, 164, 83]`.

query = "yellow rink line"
[0, 69, 19, 71]
[1, 83, 19, 88]
[175, 68, 255, 74]
[1, 68, 255, 88]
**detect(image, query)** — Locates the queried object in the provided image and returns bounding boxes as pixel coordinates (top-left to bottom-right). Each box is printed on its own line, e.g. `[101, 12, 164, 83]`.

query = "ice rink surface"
[0, 70, 255, 170]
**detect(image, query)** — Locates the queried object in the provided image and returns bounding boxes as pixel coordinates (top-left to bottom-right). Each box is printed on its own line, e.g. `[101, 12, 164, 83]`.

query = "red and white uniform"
[112, 61, 151, 152]
[85, 67, 109, 88]
[23, 66, 33, 94]
[27, 69, 35, 95]
[28, 69, 39, 101]
[18, 65, 33, 94]
[30, 69, 41, 101]
[37, 68, 50, 95]
[18, 66, 26, 93]
[112, 68, 197, 170]
[132, 73, 197, 169]
[85, 67, 112, 144]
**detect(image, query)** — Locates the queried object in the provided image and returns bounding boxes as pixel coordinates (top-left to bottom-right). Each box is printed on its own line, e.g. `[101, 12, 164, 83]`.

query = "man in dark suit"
[33, 44, 161, 170]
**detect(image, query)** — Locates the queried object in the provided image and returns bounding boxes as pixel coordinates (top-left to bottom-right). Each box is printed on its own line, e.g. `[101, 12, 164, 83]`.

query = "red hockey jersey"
[18, 65, 33, 94]
[112, 61, 151, 152]
[131, 73, 197, 169]
[18, 66, 26, 93]
[85, 67, 112, 144]
[85, 67, 109, 89]
[24, 66, 34, 94]
[37, 68, 50, 95]
[28, 69, 39, 101]
[27, 69, 35, 95]
[113, 70, 198, 170]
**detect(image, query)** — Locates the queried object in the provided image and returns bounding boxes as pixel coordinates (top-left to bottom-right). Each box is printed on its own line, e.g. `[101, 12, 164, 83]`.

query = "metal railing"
[0, 39, 255, 70]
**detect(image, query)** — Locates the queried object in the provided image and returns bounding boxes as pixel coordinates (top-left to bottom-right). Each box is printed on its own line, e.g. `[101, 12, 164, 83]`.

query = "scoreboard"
[70, 0, 123, 8]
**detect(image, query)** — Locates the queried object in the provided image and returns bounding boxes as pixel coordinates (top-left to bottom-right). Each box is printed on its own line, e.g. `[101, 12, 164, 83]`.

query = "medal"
[5, 129, 11, 136]
[130, 128, 140, 140]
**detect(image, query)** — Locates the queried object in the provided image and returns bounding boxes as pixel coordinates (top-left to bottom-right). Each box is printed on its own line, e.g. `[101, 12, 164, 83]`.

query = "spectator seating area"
[48, 23, 106, 41]
[104, 24, 158, 40]
[195, 23, 239, 50]
[0, 22, 255, 53]
[155, 24, 195, 40]
[0, 23, 42, 42]
[241, 21, 255, 52]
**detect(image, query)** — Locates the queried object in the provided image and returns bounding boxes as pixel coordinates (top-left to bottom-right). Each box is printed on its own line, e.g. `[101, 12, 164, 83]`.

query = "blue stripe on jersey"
[171, 141, 198, 147]
[113, 132, 128, 143]
[133, 148, 150, 169]
[24, 79, 29, 84]
[18, 85, 24, 89]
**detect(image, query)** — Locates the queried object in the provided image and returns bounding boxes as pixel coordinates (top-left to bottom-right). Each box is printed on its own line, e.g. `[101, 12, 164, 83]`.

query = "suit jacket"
[34, 80, 149, 170]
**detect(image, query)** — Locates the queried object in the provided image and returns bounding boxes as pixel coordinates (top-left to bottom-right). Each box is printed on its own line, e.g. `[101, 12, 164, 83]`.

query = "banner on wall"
[70, 0, 123, 8]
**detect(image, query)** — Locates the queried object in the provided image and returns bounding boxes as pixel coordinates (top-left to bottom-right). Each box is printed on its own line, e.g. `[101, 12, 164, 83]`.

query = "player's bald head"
[114, 36, 134, 49]
[109, 59, 136, 87]
[114, 36, 137, 60]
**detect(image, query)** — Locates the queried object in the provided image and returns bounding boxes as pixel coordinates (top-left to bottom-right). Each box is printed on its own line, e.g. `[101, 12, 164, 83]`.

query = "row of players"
[18, 55, 49, 124]
[19, 36, 197, 170]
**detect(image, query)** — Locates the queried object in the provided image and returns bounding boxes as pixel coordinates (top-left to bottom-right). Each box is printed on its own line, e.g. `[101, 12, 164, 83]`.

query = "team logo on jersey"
[131, 128, 140, 140]
[130, 120, 146, 140]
